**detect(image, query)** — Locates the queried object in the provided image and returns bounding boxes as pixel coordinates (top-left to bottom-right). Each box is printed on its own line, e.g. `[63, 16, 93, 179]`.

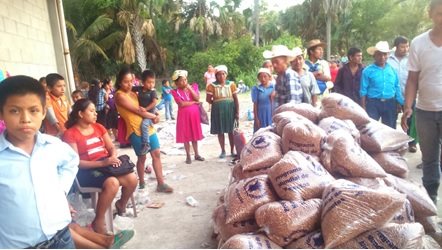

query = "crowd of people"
[1, 0, 442, 248]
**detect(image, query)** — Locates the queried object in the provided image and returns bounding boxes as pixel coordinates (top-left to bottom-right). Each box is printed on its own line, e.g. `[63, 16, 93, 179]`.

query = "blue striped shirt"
[360, 62, 404, 105]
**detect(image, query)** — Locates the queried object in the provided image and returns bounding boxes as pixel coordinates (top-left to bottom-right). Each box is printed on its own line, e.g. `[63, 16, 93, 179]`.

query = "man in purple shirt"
[334, 47, 365, 106]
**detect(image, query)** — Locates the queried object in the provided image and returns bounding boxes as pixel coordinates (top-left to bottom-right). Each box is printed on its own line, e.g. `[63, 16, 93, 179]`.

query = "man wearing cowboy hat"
[263, 45, 303, 108]
[305, 39, 332, 95]
[360, 41, 404, 129]
[290, 47, 320, 107]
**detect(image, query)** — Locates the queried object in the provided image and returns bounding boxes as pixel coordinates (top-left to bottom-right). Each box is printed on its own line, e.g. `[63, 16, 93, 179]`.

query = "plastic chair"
[74, 177, 137, 233]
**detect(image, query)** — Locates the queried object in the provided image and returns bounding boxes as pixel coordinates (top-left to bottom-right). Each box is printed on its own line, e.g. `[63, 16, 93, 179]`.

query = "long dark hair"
[87, 78, 101, 104]
[65, 99, 94, 129]
[115, 68, 133, 90]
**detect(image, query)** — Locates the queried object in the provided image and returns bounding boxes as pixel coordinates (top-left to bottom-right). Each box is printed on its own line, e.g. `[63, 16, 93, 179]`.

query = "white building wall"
[0, 0, 69, 85]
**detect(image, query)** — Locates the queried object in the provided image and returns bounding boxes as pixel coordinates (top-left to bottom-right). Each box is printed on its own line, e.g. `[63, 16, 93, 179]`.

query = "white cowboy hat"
[291, 47, 304, 58]
[367, 41, 395, 55]
[263, 45, 295, 62]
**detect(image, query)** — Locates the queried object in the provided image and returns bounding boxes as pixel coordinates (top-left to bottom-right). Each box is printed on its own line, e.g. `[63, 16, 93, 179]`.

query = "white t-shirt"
[408, 30, 442, 111]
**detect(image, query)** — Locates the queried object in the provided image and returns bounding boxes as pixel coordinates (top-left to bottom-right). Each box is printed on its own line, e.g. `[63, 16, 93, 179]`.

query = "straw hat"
[367, 41, 395, 55]
[263, 45, 295, 62]
[306, 39, 326, 50]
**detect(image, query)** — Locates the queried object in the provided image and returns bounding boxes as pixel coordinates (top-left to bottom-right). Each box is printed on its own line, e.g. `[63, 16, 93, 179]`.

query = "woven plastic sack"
[336, 223, 425, 249]
[384, 174, 438, 217]
[322, 130, 387, 178]
[359, 119, 413, 153]
[285, 230, 324, 249]
[370, 151, 409, 178]
[390, 198, 415, 224]
[319, 93, 371, 127]
[212, 204, 260, 241]
[423, 234, 441, 249]
[272, 111, 311, 137]
[231, 163, 270, 182]
[241, 132, 283, 171]
[225, 174, 278, 224]
[274, 103, 320, 124]
[415, 215, 439, 233]
[282, 122, 326, 156]
[255, 199, 322, 246]
[221, 233, 282, 249]
[268, 151, 334, 201]
[318, 116, 361, 145]
[321, 179, 406, 249]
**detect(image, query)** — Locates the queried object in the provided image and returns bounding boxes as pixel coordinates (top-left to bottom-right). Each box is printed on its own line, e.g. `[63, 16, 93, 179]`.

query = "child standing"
[71, 90, 85, 103]
[43, 73, 72, 138]
[162, 80, 175, 121]
[133, 70, 158, 155]
[0, 75, 79, 248]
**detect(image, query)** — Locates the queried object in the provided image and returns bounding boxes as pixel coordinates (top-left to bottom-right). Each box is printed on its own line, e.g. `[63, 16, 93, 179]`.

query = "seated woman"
[114, 68, 173, 192]
[63, 99, 137, 235]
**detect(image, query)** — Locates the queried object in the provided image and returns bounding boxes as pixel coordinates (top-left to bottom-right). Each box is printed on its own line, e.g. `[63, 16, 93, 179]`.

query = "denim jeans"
[416, 108, 442, 200]
[29, 226, 74, 249]
[164, 100, 174, 119]
[366, 98, 397, 129]
[141, 118, 153, 143]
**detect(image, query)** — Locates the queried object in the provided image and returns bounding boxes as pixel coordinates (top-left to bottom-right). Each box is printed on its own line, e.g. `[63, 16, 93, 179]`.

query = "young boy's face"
[72, 93, 84, 103]
[163, 81, 170, 88]
[0, 93, 46, 146]
[49, 80, 66, 98]
[143, 77, 155, 91]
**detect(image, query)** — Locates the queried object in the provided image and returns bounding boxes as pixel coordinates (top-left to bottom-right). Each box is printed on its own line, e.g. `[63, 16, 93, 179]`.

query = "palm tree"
[63, 0, 117, 82]
[117, 0, 155, 71]
[322, 0, 352, 60]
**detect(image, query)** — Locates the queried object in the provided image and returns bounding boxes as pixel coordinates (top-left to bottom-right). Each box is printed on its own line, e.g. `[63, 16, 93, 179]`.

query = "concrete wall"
[0, 0, 70, 89]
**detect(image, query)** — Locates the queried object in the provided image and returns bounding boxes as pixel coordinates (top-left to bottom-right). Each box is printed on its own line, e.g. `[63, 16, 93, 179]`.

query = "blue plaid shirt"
[96, 88, 106, 111]
[275, 68, 304, 108]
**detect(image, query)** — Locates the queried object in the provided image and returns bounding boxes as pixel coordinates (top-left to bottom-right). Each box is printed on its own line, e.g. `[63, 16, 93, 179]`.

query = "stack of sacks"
[212, 93, 440, 249]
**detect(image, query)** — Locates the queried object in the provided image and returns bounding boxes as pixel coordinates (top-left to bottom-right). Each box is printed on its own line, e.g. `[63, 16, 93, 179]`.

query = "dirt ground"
[74, 92, 442, 249]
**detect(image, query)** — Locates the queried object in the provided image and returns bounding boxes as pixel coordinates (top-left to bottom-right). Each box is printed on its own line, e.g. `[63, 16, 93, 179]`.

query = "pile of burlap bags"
[212, 94, 441, 249]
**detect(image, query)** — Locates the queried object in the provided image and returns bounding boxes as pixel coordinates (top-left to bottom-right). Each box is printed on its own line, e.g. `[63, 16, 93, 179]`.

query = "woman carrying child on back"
[63, 99, 137, 235]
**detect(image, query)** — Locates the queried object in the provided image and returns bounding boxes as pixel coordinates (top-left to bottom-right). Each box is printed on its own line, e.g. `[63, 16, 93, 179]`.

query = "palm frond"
[81, 14, 113, 40]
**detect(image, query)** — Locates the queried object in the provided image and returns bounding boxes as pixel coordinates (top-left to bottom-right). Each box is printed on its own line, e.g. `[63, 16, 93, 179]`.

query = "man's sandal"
[157, 183, 174, 193]
[194, 155, 205, 161]
[110, 230, 135, 249]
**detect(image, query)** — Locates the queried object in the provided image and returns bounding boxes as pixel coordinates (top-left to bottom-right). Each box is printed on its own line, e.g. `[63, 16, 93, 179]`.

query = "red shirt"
[63, 123, 109, 161]
[330, 67, 339, 83]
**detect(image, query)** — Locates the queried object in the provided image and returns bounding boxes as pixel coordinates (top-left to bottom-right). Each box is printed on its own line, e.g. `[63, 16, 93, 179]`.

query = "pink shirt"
[204, 71, 216, 87]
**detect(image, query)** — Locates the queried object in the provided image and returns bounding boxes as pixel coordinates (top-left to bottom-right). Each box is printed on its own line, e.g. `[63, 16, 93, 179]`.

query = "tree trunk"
[131, 19, 147, 71]
[254, 0, 259, 47]
[326, 13, 331, 61]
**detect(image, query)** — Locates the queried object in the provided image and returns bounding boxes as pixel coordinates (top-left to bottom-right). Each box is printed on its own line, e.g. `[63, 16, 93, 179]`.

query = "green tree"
[322, 0, 352, 60]
[117, 0, 155, 71]
[64, 0, 118, 83]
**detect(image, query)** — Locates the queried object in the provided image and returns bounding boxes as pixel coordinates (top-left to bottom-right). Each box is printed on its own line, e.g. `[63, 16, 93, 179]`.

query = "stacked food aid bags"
[212, 93, 441, 249]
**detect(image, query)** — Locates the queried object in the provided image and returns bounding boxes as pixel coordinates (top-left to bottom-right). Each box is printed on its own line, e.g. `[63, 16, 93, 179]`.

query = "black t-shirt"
[132, 86, 158, 113]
